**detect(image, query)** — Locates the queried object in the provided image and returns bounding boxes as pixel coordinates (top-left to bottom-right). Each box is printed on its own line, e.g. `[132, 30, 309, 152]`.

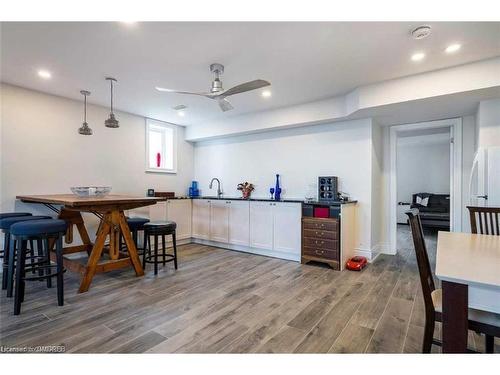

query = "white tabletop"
[436, 232, 500, 288]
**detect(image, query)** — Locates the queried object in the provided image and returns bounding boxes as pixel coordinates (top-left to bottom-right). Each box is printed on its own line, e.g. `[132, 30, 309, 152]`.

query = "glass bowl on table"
[70, 186, 112, 197]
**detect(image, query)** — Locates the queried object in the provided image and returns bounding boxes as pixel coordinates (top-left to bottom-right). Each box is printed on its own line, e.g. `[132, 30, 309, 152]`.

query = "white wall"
[1, 84, 194, 239]
[396, 137, 451, 204]
[194, 118, 376, 255]
[477, 98, 500, 148]
[370, 122, 385, 255]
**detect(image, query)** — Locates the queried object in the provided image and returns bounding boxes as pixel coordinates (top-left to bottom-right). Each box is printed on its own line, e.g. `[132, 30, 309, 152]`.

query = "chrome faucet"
[209, 177, 223, 198]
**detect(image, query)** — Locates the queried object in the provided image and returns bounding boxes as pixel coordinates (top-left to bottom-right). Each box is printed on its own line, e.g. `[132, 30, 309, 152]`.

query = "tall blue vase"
[274, 174, 281, 201]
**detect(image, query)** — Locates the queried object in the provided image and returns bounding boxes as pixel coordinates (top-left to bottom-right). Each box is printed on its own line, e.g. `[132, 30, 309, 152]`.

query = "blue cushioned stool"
[1, 215, 50, 292]
[0, 213, 32, 265]
[8, 219, 67, 315]
[119, 217, 150, 255]
[143, 221, 178, 275]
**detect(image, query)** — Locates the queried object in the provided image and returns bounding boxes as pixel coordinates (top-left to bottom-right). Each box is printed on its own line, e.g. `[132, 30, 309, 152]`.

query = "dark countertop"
[164, 196, 357, 205]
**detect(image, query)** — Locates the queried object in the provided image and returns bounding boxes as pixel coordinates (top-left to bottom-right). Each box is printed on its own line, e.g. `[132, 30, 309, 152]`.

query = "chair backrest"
[467, 206, 500, 235]
[406, 211, 436, 316]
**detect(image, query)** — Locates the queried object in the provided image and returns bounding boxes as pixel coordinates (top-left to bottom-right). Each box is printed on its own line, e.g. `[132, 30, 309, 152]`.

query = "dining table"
[16, 194, 165, 293]
[435, 231, 500, 353]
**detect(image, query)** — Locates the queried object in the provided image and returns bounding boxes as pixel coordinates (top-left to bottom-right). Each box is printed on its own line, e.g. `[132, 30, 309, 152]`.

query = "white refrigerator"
[469, 146, 500, 207]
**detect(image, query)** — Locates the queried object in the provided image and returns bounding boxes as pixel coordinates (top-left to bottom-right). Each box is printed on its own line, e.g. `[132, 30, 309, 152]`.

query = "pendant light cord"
[110, 80, 114, 114]
[84, 94, 87, 123]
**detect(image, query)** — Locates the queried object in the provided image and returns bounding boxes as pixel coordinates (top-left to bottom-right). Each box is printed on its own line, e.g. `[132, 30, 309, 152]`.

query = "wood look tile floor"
[1, 226, 498, 353]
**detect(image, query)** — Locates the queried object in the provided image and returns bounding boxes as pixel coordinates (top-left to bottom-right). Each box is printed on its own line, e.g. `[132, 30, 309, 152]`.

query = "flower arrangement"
[237, 182, 255, 199]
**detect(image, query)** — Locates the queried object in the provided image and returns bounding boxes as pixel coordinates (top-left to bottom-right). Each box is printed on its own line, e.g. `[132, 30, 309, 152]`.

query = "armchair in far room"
[410, 193, 450, 230]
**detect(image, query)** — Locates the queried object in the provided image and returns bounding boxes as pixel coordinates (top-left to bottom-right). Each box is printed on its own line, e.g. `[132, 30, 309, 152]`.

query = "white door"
[273, 202, 301, 255]
[192, 199, 210, 240]
[228, 200, 250, 246]
[166, 199, 192, 240]
[149, 201, 167, 221]
[210, 200, 229, 243]
[249, 201, 274, 250]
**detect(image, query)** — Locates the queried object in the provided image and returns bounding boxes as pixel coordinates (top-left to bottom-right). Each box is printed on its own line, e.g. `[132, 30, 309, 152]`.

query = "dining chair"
[467, 206, 500, 236]
[406, 211, 500, 353]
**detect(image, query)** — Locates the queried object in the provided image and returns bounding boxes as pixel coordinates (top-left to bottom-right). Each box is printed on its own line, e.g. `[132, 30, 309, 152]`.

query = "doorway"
[389, 118, 463, 254]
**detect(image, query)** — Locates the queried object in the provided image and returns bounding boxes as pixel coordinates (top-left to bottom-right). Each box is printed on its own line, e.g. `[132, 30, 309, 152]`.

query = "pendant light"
[78, 90, 93, 135]
[104, 77, 119, 128]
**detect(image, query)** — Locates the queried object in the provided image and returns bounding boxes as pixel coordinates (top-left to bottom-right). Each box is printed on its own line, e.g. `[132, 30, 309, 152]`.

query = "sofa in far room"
[410, 193, 450, 230]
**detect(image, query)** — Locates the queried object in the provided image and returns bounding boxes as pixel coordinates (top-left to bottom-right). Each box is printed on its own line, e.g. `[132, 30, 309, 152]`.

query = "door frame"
[389, 118, 463, 254]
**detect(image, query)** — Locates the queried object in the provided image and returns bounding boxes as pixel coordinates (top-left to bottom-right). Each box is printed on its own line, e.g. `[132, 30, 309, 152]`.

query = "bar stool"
[142, 221, 178, 275]
[119, 217, 150, 254]
[1, 215, 51, 293]
[8, 219, 67, 315]
[1, 213, 32, 270]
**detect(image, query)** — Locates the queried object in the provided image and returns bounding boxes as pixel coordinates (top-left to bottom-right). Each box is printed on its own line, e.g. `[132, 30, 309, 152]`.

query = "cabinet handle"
[315, 250, 325, 255]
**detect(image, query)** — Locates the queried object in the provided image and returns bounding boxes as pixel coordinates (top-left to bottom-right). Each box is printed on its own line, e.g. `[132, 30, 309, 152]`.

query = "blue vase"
[274, 174, 281, 201]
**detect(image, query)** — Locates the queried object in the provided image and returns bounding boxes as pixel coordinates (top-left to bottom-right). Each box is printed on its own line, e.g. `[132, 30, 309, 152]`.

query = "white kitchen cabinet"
[228, 200, 250, 246]
[192, 199, 210, 240]
[273, 202, 301, 254]
[209, 200, 229, 243]
[249, 201, 274, 250]
[149, 201, 167, 221]
[166, 199, 192, 240]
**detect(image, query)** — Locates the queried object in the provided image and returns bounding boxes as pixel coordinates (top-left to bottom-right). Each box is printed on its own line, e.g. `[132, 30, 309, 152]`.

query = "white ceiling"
[1, 22, 499, 126]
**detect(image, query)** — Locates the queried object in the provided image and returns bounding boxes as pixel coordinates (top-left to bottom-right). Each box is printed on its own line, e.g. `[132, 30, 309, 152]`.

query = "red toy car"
[346, 256, 368, 271]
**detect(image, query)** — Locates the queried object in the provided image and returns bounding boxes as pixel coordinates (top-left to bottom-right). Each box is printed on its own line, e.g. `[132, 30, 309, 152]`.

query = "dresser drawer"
[303, 229, 338, 240]
[303, 247, 339, 260]
[303, 237, 338, 250]
[303, 219, 338, 232]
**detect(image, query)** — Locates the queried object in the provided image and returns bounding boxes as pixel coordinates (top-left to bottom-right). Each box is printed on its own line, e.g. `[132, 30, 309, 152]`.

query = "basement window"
[145, 119, 177, 174]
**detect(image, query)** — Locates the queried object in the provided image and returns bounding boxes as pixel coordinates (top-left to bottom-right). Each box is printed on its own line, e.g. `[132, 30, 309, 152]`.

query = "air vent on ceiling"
[173, 104, 187, 111]
[411, 25, 432, 40]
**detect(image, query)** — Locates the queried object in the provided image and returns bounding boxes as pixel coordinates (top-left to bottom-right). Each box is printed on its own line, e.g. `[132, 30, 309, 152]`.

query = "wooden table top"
[17, 194, 165, 207]
[436, 231, 500, 288]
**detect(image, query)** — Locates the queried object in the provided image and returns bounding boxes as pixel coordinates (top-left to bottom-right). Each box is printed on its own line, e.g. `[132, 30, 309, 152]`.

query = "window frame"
[145, 118, 178, 174]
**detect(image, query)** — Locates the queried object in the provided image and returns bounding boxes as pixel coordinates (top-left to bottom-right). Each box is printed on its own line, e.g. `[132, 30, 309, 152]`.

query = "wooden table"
[436, 231, 500, 353]
[17, 194, 164, 293]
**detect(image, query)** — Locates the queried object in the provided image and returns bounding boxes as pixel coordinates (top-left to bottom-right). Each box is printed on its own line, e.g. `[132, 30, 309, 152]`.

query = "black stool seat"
[144, 221, 177, 233]
[126, 217, 150, 231]
[0, 212, 32, 220]
[0, 215, 52, 230]
[10, 219, 67, 236]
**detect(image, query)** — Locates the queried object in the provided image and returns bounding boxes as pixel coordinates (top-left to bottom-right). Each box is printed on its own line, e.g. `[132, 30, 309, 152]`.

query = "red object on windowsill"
[314, 207, 329, 218]
[346, 256, 368, 271]
[156, 152, 161, 168]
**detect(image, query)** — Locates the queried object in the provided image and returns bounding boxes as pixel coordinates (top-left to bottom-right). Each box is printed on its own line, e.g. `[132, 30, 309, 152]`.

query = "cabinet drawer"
[303, 229, 337, 240]
[303, 247, 339, 260]
[303, 219, 338, 232]
[303, 237, 338, 250]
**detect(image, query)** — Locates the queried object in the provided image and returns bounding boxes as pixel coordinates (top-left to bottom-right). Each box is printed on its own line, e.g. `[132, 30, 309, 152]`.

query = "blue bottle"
[274, 174, 282, 201]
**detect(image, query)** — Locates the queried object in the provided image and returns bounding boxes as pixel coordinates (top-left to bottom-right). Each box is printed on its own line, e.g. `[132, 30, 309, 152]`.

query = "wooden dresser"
[301, 202, 356, 270]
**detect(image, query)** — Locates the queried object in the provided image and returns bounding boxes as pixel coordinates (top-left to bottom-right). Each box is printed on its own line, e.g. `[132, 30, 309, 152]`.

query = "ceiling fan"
[155, 63, 270, 112]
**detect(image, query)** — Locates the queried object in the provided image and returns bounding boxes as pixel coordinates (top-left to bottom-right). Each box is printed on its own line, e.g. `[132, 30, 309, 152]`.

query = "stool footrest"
[144, 253, 175, 264]
[23, 266, 66, 282]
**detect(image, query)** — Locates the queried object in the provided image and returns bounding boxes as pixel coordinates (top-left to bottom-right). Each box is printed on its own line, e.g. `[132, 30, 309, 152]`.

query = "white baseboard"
[354, 242, 391, 262]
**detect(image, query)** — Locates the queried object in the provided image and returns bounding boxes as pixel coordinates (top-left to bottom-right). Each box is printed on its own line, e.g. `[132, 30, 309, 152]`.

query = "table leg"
[442, 280, 468, 353]
[78, 218, 110, 293]
[59, 209, 93, 255]
[118, 212, 144, 276]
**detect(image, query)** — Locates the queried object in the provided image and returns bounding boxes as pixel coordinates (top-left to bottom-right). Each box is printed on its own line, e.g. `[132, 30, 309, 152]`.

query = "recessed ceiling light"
[411, 52, 425, 62]
[445, 44, 461, 53]
[37, 70, 51, 79]
[261, 90, 272, 98]
[178, 110, 186, 117]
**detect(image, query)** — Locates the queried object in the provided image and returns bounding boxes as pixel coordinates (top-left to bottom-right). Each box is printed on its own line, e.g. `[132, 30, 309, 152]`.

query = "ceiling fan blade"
[218, 98, 234, 112]
[155, 87, 213, 97]
[221, 79, 270, 97]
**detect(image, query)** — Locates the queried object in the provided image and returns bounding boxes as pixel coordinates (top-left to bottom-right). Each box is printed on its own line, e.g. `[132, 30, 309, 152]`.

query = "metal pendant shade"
[104, 77, 119, 128]
[78, 90, 93, 135]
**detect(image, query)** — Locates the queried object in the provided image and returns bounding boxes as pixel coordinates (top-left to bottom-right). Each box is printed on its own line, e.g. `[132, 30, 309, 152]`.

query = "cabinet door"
[192, 199, 210, 240]
[249, 201, 274, 250]
[209, 200, 229, 243]
[166, 199, 192, 240]
[228, 200, 250, 246]
[273, 202, 301, 255]
[149, 201, 167, 221]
